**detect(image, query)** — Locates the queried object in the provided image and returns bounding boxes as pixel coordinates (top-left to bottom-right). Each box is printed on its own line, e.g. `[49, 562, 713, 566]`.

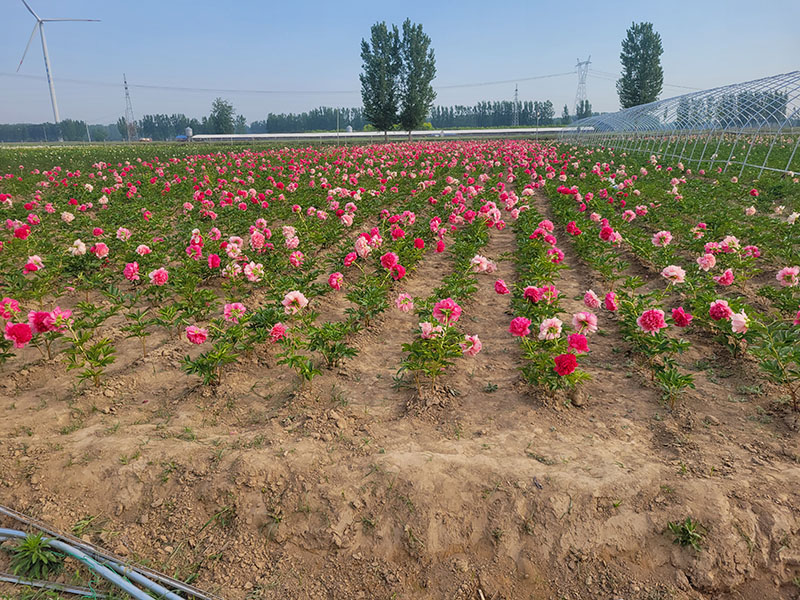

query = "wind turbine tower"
[16, 0, 100, 140]
[574, 55, 591, 116]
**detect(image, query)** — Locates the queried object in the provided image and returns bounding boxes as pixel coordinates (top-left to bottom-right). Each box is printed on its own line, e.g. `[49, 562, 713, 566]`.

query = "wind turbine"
[16, 0, 100, 139]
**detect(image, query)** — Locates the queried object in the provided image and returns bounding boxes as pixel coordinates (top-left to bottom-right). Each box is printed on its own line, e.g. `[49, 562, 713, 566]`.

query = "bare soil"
[1, 194, 799, 600]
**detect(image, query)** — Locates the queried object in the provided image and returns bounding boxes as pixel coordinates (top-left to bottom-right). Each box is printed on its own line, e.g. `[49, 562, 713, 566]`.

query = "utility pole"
[512, 85, 520, 127]
[123, 73, 138, 142]
[85, 121, 91, 142]
[575, 55, 591, 116]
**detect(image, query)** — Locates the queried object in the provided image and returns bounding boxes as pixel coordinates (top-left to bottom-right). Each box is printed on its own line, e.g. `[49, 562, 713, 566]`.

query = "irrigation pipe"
[0, 570, 107, 598]
[0, 505, 223, 600]
[0, 528, 155, 600]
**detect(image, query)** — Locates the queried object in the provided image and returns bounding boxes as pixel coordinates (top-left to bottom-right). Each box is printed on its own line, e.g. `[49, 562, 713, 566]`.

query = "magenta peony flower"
[509, 316, 531, 337]
[637, 309, 667, 335]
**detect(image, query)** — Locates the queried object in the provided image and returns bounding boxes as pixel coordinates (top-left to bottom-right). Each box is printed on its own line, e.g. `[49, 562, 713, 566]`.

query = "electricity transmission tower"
[123, 74, 138, 142]
[574, 55, 591, 116]
[512, 84, 520, 126]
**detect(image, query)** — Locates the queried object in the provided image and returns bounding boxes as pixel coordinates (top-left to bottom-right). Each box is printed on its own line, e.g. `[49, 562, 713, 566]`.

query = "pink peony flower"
[208, 254, 221, 269]
[148, 267, 169, 286]
[289, 251, 304, 267]
[45, 307, 72, 332]
[343, 252, 357, 267]
[433, 298, 462, 325]
[713, 269, 735, 286]
[538, 317, 563, 340]
[637, 309, 667, 335]
[223, 302, 247, 323]
[460, 334, 482, 356]
[270, 322, 287, 342]
[1, 297, 21, 320]
[135, 244, 152, 256]
[494, 279, 510, 295]
[124, 262, 140, 281]
[282, 290, 308, 315]
[28, 311, 52, 334]
[186, 326, 208, 344]
[509, 316, 531, 337]
[328, 272, 343, 290]
[709, 299, 734, 321]
[583, 290, 601, 309]
[671, 307, 693, 327]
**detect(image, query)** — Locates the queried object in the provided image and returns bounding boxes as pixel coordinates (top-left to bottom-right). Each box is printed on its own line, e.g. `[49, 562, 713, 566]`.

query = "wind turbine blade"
[41, 18, 101, 22]
[17, 23, 39, 72]
[20, 0, 40, 20]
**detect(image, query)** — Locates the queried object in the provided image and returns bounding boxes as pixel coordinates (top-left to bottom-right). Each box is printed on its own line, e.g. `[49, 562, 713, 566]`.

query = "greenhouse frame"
[562, 71, 800, 177]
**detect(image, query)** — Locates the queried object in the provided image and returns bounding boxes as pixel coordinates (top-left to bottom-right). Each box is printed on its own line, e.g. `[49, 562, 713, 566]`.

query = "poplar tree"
[616, 22, 664, 108]
[359, 22, 401, 141]
[398, 19, 436, 140]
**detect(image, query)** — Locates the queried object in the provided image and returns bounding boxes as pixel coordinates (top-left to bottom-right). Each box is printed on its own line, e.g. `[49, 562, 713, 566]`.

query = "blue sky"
[1, 0, 798, 125]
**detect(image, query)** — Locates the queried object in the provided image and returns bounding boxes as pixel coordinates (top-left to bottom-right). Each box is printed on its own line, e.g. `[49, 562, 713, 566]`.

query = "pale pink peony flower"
[136, 244, 151, 256]
[696, 253, 716, 271]
[243, 261, 264, 282]
[538, 317, 563, 340]
[776, 266, 799, 287]
[730, 311, 749, 334]
[661, 265, 686, 284]
[395, 293, 414, 312]
[651, 230, 673, 247]
[282, 290, 308, 315]
[420, 321, 444, 339]
[572, 312, 598, 334]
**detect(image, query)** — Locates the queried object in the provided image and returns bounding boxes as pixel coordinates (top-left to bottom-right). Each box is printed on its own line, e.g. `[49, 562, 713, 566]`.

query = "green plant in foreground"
[9, 533, 65, 580]
[667, 517, 705, 551]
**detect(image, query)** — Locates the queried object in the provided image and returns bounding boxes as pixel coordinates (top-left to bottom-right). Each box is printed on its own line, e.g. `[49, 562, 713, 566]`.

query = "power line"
[0, 69, 575, 95]
[588, 69, 701, 90]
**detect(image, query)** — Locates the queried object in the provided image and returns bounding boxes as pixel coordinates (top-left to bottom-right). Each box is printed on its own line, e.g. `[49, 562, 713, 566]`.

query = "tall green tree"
[207, 98, 236, 134]
[561, 104, 571, 125]
[576, 99, 593, 120]
[360, 22, 401, 141]
[398, 19, 436, 140]
[616, 22, 664, 108]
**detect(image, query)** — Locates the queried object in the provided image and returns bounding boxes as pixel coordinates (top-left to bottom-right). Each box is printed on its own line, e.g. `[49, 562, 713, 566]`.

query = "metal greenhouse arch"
[562, 71, 800, 177]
